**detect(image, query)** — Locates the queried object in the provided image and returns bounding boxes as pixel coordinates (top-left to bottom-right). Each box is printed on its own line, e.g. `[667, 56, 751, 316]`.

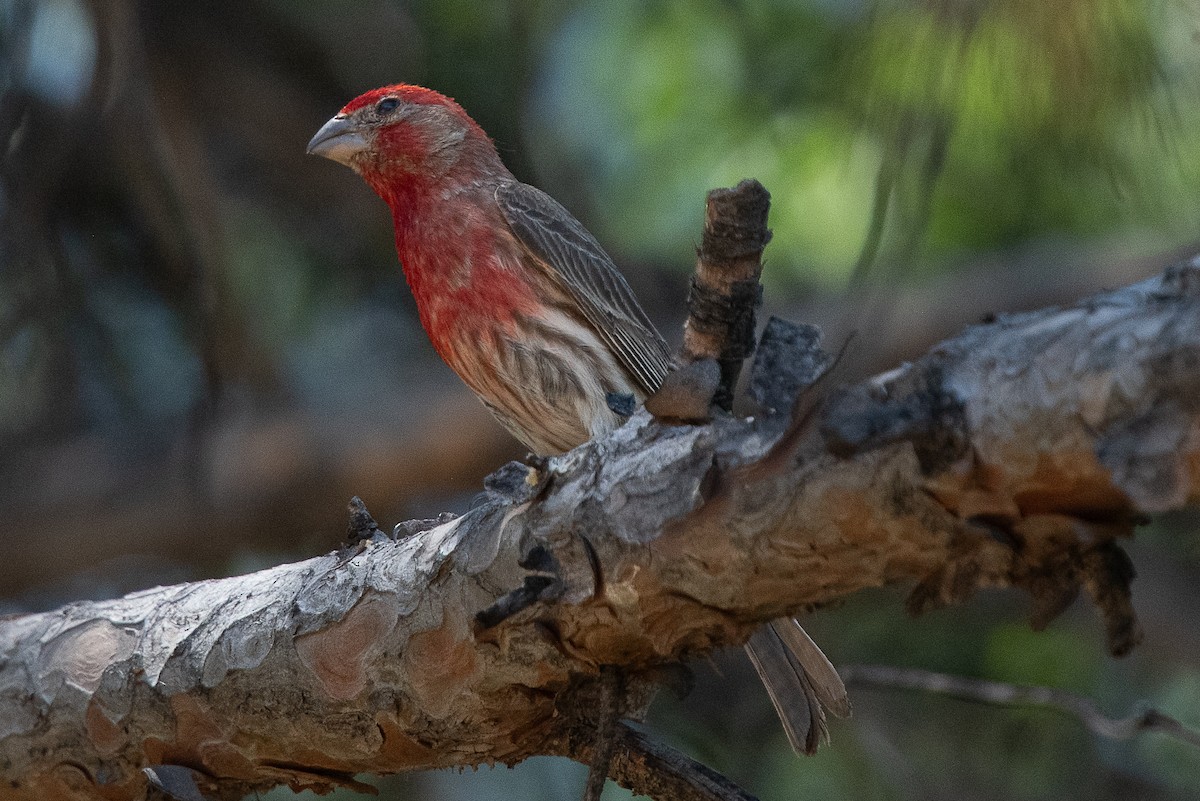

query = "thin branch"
[841, 664, 1200, 749]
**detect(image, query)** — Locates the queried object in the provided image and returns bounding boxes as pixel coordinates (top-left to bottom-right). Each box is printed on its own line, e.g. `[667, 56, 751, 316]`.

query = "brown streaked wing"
[495, 181, 674, 395]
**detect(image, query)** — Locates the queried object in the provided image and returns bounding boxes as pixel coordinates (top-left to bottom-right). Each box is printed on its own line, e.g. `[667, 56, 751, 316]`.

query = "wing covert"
[496, 182, 674, 394]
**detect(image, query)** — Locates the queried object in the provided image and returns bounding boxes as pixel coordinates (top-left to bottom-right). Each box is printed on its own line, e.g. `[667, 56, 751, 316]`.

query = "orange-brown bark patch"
[84, 697, 123, 756]
[652, 520, 744, 577]
[14, 763, 144, 801]
[1010, 450, 1129, 515]
[295, 595, 398, 701]
[403, 611, 479, 718]
[374, 713, 439, 767]
[822, 486, 880, 545]
[143, 695, 258, 781]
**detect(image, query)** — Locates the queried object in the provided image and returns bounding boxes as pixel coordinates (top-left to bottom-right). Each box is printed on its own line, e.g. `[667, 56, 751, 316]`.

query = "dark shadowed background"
[2, 1, 1199, 798]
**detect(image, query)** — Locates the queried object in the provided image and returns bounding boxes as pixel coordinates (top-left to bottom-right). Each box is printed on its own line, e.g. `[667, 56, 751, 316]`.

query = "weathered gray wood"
[4, 261, 1200, 800]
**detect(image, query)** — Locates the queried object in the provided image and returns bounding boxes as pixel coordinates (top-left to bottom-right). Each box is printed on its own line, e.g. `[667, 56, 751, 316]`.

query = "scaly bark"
[3, 261, 1199, 800]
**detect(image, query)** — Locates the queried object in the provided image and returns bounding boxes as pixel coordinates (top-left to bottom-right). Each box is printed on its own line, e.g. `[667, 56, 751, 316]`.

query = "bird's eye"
[375, 97, 400, 115]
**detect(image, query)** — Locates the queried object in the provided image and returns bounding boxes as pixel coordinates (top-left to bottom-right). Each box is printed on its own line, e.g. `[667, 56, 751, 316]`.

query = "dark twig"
[602, 724, 759, 801]
[582, 667, 622, 801]
[842, 664, 1200, 749]
[563, 701, 758, 801]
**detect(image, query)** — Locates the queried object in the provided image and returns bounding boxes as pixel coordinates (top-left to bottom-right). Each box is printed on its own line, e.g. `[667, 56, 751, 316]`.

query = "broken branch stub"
[681, 179, 771, 409]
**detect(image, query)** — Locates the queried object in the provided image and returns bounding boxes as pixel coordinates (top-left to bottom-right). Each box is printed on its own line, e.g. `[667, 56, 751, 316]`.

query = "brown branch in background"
[0, 392, 520, 604]
[680, 179, 771, 410]
[88, 0, 280, 406]
[832, 114, 953, 365]
[847, 120, 910, 288]
[841, 664, 1200, 749]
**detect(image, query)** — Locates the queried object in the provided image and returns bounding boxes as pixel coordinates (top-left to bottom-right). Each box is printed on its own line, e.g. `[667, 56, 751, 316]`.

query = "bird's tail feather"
[744, 619, 851, 756]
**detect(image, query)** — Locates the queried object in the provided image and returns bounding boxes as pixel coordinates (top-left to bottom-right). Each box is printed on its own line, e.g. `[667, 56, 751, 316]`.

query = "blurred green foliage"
[532, 0, 1200, 285]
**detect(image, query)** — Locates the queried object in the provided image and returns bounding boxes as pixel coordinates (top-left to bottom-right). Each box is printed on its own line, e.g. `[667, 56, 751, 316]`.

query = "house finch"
[308, 84, 848, 753]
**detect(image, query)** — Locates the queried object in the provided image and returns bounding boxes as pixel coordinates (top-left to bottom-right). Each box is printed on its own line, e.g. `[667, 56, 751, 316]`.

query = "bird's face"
[307, 85, 483, 181]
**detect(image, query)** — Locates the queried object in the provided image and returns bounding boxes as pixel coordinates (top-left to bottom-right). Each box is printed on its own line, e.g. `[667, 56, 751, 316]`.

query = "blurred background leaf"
[1, 0, 1198, 798]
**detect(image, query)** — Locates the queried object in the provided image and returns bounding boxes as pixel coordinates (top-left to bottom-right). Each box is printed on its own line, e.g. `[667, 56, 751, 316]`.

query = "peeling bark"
[3, 261, 1200, 799]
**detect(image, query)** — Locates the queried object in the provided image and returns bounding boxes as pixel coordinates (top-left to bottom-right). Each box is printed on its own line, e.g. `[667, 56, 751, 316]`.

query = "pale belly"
[443, 308, 642, 455]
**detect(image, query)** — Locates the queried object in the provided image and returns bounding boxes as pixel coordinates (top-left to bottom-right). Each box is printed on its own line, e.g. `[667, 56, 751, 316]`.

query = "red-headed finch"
[308, 84, 848, 754]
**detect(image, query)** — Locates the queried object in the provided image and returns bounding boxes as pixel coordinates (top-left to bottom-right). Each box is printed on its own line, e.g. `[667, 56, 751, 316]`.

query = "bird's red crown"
[339, 84, 463, 117]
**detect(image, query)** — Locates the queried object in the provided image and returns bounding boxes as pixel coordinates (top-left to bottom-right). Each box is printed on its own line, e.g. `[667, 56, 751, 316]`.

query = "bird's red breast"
[393, 200, 542, 374]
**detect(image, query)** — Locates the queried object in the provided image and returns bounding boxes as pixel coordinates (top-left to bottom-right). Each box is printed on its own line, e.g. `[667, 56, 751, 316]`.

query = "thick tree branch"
[0, 244, 1163, 601]
[3, 260, 1200, 799]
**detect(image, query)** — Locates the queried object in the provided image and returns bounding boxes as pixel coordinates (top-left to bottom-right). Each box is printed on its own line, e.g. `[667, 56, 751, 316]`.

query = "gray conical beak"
[307, 115, 367, 166]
